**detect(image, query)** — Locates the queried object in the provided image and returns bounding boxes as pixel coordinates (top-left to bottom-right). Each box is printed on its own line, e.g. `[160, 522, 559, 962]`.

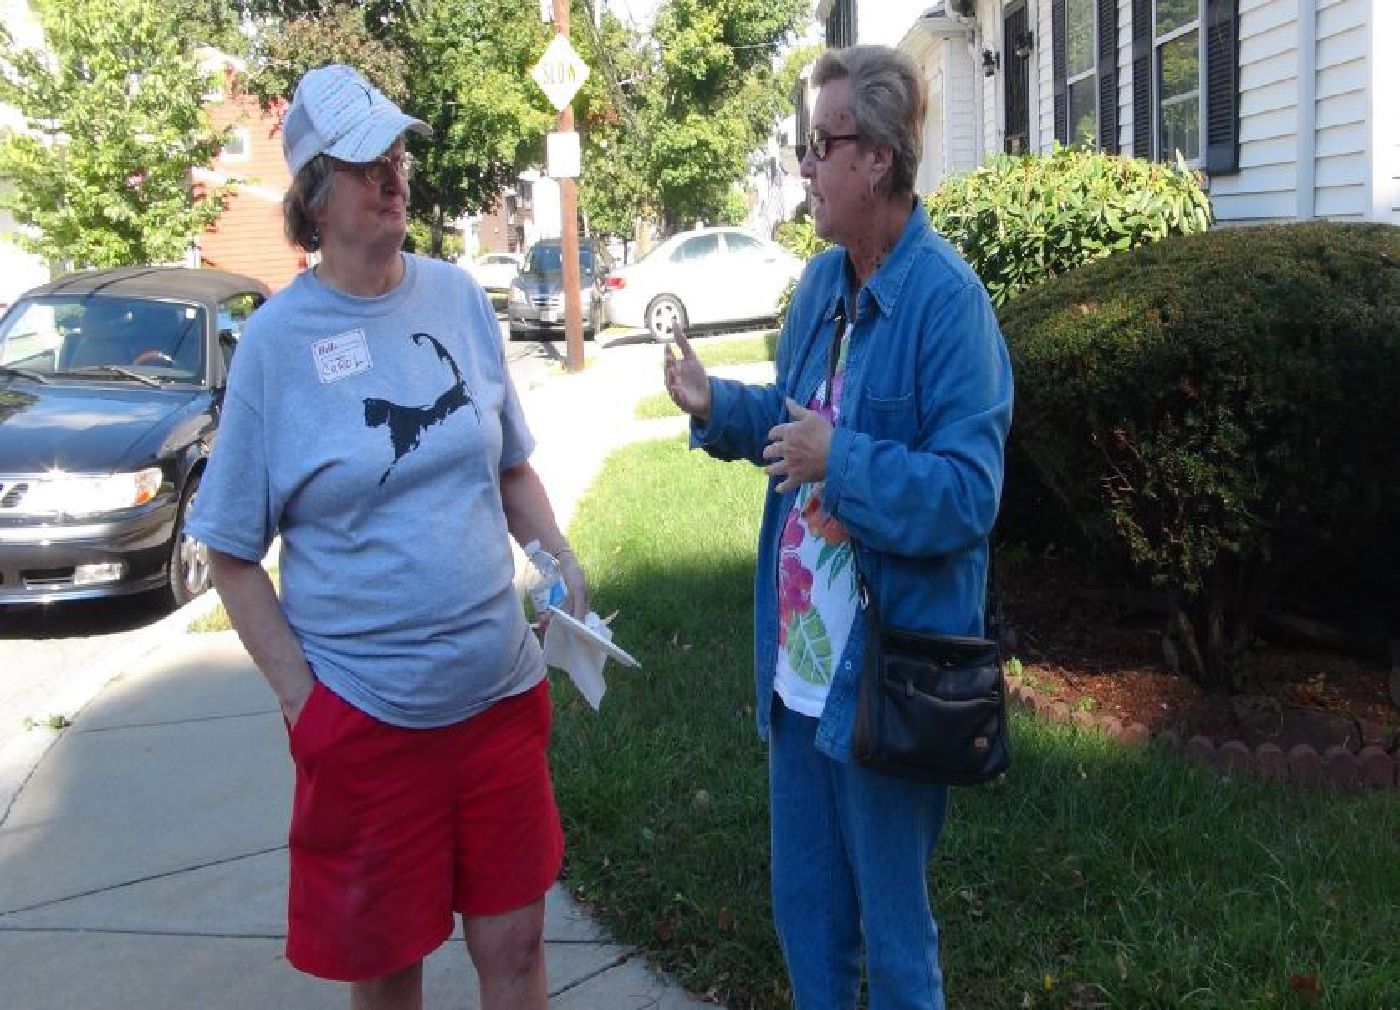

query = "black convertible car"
[0, 267, 269, 606]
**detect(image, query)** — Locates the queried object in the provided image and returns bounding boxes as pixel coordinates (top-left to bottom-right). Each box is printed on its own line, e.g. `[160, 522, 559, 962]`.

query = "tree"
[580, 0, 809, 235]
[241, 0, 556, 258]
[0, 0, 232, 269]
[244, 3, 408, 109]
[391, 1, 554, 257]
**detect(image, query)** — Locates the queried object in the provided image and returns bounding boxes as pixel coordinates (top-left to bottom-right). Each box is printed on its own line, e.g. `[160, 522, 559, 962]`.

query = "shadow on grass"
[555, 436, 1400, 1010]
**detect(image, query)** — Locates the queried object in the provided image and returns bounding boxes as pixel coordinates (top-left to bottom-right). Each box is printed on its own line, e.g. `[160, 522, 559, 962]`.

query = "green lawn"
[553, 436, 1400, 1010]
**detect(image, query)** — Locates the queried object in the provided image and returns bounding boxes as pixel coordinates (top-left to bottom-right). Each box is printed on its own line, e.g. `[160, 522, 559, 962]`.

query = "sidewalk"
[0, 336, 773, 1009]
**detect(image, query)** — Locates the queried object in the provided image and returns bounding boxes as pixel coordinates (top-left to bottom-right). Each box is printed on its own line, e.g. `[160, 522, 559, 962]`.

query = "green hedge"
[926, 147, 1212, 306]
[1000, 222, 1400, 687]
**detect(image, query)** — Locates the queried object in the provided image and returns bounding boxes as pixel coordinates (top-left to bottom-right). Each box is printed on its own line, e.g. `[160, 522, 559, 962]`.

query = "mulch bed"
[1003, 556, 1399, 756]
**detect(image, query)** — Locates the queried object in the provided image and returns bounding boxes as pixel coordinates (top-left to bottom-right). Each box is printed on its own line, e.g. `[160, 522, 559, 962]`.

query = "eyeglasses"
[803, 129, 862, 162]
[332, 150, 413, 186]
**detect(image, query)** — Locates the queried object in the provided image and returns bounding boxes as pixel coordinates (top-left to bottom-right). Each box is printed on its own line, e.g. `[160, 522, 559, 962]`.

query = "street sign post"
[533, 8, 591, 372]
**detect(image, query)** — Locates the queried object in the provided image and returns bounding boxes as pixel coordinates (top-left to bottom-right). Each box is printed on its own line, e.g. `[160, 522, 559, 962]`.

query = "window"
[1066, 0, 1097, 146]
[723, 232, 762, 255]
[825, 0, 855, 49]
[1054, 0, 1117, 151]
[217, 292, 263, 370]
[1155, 0, 1201, 162]
[220, 128, 250, 163]
[672, 235, 720, 263]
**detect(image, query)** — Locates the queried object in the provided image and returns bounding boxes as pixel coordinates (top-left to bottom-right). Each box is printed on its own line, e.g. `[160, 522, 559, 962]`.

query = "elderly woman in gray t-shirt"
[187, 65, 585, 1010]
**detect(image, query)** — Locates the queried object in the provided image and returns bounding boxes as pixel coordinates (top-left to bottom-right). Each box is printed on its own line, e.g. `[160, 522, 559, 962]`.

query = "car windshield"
[0, 295, 206, 382]
[524, 243, 596, 279]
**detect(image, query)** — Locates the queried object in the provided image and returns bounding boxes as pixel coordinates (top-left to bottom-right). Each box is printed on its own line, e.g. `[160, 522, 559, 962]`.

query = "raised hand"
[662, 323, 712, 423]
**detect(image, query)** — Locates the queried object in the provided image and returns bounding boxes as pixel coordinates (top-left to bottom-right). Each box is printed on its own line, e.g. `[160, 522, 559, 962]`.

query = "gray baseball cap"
[282, 64, 431, 176]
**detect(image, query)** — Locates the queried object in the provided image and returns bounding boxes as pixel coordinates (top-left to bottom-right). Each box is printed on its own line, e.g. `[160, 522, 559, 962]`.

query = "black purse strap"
[824, 299, 1001, 642]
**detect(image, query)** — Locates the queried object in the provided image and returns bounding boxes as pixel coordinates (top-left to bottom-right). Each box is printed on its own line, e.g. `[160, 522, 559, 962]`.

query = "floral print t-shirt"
[773, 323, 858, 717]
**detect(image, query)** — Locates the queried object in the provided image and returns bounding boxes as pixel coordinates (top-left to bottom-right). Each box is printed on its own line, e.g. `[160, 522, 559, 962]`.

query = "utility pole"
[553, 0, 585, 373]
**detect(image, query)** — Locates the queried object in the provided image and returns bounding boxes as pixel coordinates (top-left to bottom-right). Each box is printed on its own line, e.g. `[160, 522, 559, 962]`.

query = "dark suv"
[0, 266, 269, 606]
[505, 237, 611, 339]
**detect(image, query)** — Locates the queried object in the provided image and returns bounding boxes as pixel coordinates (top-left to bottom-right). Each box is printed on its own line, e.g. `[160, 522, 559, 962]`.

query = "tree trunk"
[431, 204, 444, 260]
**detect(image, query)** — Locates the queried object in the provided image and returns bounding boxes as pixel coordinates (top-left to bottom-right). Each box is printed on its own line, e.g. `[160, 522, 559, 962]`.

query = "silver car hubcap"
[648, 301, 679, 338]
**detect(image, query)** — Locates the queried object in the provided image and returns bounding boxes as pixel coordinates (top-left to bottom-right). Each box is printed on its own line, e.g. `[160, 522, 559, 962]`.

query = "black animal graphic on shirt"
[363, 332, 479, 485]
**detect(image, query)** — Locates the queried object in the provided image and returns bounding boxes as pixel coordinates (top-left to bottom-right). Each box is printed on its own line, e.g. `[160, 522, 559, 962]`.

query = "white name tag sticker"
[312, 329, 372, 384]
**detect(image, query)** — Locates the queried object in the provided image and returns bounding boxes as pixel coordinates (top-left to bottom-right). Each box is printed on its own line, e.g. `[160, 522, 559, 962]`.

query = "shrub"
[772, 216, 828, 260]
[772, 216, 830, 328]
[925, 147, 1212, 306]
[1000, 222, 1400, 689]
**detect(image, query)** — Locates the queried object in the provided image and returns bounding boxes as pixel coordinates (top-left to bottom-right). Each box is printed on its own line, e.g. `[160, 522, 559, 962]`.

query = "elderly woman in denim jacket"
[663, 45, 1013, 1010]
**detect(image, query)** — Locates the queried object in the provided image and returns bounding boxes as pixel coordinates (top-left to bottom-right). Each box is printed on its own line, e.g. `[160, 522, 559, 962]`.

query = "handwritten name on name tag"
[313, 330, 372, 384]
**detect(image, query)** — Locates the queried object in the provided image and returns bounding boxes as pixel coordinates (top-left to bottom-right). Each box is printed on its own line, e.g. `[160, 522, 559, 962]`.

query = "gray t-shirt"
[187, 254, 543, 728]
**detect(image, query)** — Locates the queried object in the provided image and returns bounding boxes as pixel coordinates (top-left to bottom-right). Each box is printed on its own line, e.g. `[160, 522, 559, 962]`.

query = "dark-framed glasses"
[332, 150, 414, 186]
[804, 129, 862, 161]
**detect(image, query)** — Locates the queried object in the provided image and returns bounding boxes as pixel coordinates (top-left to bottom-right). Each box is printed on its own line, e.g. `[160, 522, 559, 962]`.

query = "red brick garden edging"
[1002, 670, 1399, 791]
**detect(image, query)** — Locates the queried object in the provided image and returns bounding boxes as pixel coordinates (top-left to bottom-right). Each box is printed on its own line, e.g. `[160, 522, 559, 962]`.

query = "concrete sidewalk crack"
[0, 843, 286, 918]
[0, 924, 287, 940]
[546, 947, 641, 998]
[74, 708, 278, 734]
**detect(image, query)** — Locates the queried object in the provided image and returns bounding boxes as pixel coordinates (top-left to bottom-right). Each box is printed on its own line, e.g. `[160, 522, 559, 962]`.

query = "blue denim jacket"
[692, 202, 1014, 762]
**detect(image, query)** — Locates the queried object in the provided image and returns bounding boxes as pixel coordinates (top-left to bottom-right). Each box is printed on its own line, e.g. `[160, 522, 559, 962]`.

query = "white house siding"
[1036, 0, 1055, 149]
[1211, 0, 1375, 224]
[1209, 0, 1303, 223]
[947, 37, 981, 176]
[977, 0, 1002, 156]
[899, 14, 980, 194]
[1310, 0, 1368, 218]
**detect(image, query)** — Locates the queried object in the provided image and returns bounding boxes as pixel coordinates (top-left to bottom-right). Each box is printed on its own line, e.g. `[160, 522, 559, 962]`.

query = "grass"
[633, 332, 777, 420]
[553, 435, 1400, 1010]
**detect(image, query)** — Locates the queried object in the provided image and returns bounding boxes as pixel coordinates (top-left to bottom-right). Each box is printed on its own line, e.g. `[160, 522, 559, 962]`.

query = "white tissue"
[542, 610, 627, 711]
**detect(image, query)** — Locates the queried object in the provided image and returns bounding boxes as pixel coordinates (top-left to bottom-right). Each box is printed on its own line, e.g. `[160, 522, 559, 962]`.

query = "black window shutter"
[1205, 0, 1241, 174]
[1131, 0, 1152, 158]
[1053, 0, 1068, 144]
[1097, 0, 1119, 151]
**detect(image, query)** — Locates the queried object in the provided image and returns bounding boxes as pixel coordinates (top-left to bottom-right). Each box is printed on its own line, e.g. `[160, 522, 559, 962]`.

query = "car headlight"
[18, 467, 164, 517]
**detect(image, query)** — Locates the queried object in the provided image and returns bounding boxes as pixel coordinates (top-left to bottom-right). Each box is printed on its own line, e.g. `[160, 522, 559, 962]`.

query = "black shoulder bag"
[824, 300, 1011, 786]
[849, 547, 1011, 786]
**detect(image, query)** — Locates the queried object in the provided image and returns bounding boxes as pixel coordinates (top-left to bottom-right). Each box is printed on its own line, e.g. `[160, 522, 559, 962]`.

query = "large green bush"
[926, 147, 1212, 306]
[1000, 222, 1400, 688]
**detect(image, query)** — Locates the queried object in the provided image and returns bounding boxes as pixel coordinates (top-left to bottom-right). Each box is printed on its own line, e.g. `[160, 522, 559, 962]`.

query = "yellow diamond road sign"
[531, 35, 590, 112]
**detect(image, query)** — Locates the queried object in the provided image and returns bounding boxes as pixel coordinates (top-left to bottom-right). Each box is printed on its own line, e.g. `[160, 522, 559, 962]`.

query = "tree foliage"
[649, 0, 807, 231]
[242, 0, 556, 257]
[245, 3, 409, 108]
[0, 0, 232, 269]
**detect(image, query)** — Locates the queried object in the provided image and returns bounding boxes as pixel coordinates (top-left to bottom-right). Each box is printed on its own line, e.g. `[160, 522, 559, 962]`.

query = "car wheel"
[645, 295, 688, 341]
[166, 474, 210, 609]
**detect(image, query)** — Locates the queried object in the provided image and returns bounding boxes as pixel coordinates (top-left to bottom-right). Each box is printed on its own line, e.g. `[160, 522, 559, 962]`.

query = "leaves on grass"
[1287, 973, 1321, 1003]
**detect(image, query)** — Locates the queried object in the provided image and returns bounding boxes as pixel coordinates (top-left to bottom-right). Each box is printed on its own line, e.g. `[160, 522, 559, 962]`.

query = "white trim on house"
[1365, 0, 1399, 221]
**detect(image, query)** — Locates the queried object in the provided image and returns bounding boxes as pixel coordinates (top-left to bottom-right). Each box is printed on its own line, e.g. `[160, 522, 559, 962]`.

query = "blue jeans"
[769, 699, 950, 1010]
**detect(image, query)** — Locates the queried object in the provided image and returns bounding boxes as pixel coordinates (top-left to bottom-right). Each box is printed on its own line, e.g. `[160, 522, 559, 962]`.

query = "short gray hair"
[812, 45, 925, 197]
[282, 154, 336, 252]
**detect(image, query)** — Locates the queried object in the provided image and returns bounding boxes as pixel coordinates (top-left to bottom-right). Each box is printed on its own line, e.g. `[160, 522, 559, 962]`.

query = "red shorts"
[284, 678, 563, 982]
